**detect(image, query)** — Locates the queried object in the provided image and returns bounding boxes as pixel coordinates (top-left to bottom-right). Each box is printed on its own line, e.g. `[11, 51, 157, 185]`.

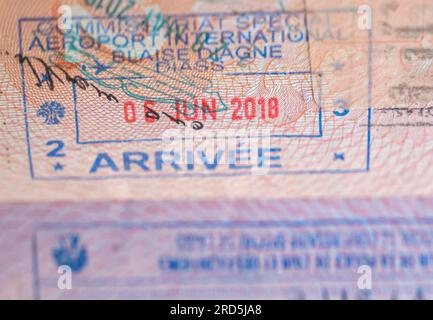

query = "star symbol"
[54, 163, 64, 171]
[334, 153, 345, 161]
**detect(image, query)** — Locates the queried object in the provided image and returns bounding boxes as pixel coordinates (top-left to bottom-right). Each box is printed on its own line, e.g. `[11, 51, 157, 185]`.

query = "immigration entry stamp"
[17, 6, 372, 179]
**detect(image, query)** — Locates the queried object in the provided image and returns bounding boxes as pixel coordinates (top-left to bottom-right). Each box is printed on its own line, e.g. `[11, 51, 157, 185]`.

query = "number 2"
[47, 140, 65, 157]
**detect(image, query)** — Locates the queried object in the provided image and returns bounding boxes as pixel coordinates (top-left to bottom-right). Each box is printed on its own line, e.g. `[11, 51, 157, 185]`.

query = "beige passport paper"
[0, 0, 431, 202]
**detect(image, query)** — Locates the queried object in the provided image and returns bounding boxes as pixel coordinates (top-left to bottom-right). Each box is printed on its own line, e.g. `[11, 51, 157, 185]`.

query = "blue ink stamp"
[36, 101, 65, 125]
[18, 7, 372, 180]
[52, 234, 87, 273]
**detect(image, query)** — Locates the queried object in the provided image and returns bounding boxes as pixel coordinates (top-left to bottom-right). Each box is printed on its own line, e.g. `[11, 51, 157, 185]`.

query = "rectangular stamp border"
[18, 8, 372, 180]
[73, 72, 323, 144]
[32, 215, 432, 300]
